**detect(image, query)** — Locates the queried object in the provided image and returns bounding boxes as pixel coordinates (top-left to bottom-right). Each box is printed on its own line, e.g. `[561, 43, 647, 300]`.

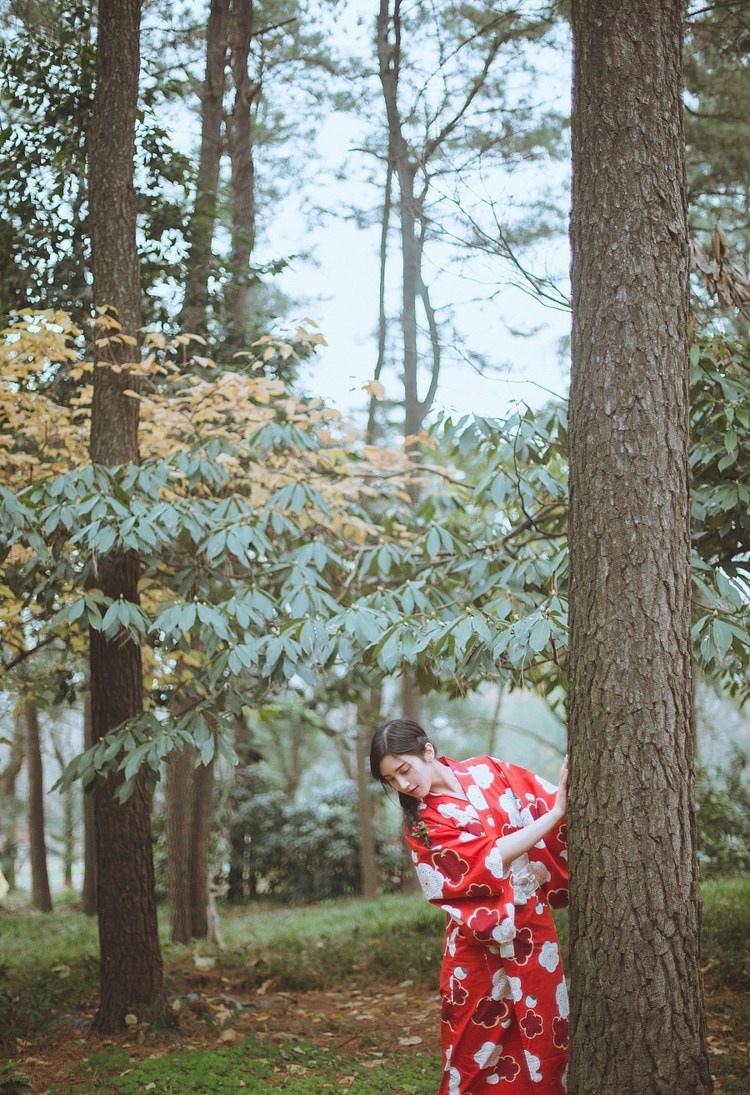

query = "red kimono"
[404, 754, 569, 1094]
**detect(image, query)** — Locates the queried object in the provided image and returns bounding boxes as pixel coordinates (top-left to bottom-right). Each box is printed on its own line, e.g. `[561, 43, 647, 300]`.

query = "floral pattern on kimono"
[404, 754, 569, 1095]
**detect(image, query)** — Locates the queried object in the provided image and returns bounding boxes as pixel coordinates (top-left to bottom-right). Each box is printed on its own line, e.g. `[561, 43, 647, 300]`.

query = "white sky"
[252, 1, 574, 424]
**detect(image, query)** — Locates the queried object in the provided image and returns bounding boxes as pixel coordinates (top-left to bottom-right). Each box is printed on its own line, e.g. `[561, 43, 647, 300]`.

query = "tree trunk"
[24, 700, 52, 912]
[50, 727, 75, 889]
[190, 755, 214, 938]
[88, 0, 164, 1033]
[81, 691, 97, 916]
[355, 691, 381, 900]
[0, 708, 25, 892]
[179, 0, 231, 336]
[166, 746, 194, 943]
[225, 0, 258, 354]
[227, 823, 246, 902]
[568, 2, 711, 1091]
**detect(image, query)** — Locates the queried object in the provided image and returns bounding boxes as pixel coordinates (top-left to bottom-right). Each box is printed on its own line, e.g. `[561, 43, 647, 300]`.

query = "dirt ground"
[13, 965, 442, 1093]
[10, 966, 748, 1094]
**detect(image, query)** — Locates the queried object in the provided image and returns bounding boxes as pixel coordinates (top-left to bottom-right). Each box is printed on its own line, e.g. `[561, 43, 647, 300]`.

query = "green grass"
[699, 875, 750, 990]
[46, 1034, 441, 1095]
[2, 879, 747, 989]
[1, 878, 747, 1057]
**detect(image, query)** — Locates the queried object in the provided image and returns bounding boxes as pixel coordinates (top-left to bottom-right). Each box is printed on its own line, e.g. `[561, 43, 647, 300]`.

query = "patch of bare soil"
[13, 965, 442, 1093]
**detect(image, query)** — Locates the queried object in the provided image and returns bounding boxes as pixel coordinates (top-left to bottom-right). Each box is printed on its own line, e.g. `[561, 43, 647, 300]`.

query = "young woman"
[370, 719, 569, 1095]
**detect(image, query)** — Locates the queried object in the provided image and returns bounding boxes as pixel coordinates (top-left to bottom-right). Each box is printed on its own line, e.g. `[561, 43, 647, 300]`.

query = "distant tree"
[685, 0, 750, 264]
[23, 697, 52, 911]
[568, 0, 711, 1091]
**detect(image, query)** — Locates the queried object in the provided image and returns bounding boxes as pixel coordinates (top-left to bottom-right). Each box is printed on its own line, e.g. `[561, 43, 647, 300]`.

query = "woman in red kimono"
[370, 719, 569, 1095]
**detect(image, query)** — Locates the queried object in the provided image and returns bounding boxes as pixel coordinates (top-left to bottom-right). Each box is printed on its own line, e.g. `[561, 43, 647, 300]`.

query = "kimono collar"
[435, 754, 497, 825]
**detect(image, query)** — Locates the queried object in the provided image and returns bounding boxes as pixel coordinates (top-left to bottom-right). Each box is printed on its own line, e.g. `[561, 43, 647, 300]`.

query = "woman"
[370, 718, 569, 1095]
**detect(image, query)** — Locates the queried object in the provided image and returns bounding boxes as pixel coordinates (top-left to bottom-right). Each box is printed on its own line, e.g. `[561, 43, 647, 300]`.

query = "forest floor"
[1, 884, 748, 1094]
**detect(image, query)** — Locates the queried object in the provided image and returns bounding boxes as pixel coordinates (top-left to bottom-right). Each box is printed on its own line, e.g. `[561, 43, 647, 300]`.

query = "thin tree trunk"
[179, 0, 231, 336]
[166, 746, 194, 943]
[81, 691, 97, 915]
[190, 753, 214, 938]
[0, 709, 25, 892]
[366, 157, 394, 443]
[355, 690, 381, 900]
[88, 0, 164, 1032]
[568, 1, 711, 1091]
[50, 727, 75, 889]
[486, 684, 504, 757]
[25, 700, 52, 912]
[225, 0, 258, 353]
[227, 824, 246, 902]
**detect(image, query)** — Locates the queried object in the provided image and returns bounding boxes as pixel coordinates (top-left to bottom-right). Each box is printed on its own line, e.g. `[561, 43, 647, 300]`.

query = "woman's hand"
[552, 754, 568, 818]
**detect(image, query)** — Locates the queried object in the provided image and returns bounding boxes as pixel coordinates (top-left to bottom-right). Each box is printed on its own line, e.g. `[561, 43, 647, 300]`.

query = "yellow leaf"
[362, 380, 385, 398]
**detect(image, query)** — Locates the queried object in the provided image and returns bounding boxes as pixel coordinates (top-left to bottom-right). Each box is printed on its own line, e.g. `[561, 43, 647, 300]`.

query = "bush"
[238, 780, 402, 902]
[696, 745, 750, 878]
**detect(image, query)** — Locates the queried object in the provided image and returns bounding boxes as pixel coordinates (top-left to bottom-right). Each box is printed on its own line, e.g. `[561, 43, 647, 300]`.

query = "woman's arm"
[492, 799, 564, 866]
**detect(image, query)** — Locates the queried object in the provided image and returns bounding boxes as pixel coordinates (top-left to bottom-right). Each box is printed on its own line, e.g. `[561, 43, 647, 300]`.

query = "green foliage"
[2, 317, 749, 795]
[237, 780, 402, 902]
[0, 1062, 32, 1095]
[0, 1, 192, 325]
[696, 745, 750, 879]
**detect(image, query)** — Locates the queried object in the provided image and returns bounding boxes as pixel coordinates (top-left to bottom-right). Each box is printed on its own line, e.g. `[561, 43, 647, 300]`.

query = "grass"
[1, 878, 747, 1093]
[45, 1035, 441, 1095]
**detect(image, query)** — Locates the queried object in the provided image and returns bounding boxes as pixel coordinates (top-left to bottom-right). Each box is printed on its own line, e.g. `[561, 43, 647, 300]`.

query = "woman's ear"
[424, 741, 435, 762]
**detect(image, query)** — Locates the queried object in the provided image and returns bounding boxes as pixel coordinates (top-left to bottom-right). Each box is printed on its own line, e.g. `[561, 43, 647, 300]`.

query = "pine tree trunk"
[88, 0, 164, 1033]
[355, 691, 381, 900]
[166, 747, 194, 943]
[190, 756, 214, 938]
[568, 2, 711, 1091]
[81, 691, 97, 916]
[0, 709, 25, 892]
[180, 0, 231, 336]
[225, 0, 257, 353]
[25, 700, 52, 912]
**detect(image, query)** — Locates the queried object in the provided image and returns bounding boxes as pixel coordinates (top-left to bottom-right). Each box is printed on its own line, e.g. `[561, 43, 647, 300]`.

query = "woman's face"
[379, 745, 435, 799]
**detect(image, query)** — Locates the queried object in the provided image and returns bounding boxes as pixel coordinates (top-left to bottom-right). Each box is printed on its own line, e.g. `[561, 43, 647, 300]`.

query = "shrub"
[696, 745, 750, 878]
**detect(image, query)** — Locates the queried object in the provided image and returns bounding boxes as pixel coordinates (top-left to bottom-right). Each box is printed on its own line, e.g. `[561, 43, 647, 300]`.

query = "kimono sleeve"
[493, 758, 569, 907]
[404, 819, 517, 948]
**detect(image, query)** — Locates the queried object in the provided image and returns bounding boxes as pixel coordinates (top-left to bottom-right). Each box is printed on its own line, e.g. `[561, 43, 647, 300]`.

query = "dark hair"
[369, 718, 434, 829]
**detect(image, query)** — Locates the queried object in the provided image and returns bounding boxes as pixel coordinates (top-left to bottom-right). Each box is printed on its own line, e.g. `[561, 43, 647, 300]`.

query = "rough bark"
[568, 2, 711, 1091]
[225, 0, 258, 353]
[355, 691, 381, 900]
[24, 700, 52, 912]
[88, 0, 164, 1032]
[166, 746, 194, 943]
[179, 0, 231, 336]
[0, 709, 25, 891]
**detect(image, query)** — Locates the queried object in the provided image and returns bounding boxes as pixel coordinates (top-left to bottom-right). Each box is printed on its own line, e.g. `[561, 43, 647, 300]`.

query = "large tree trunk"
[355, 691, 381, 900]
[81, 691, 97, 916]
[179, 0, 231, 336]
[225, 0, 258, 354]
[88, 0, 164, 1033]
[568, 2, 711, 1092]
[0, 709, 25, 892]
[24, 700, 52, 912]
